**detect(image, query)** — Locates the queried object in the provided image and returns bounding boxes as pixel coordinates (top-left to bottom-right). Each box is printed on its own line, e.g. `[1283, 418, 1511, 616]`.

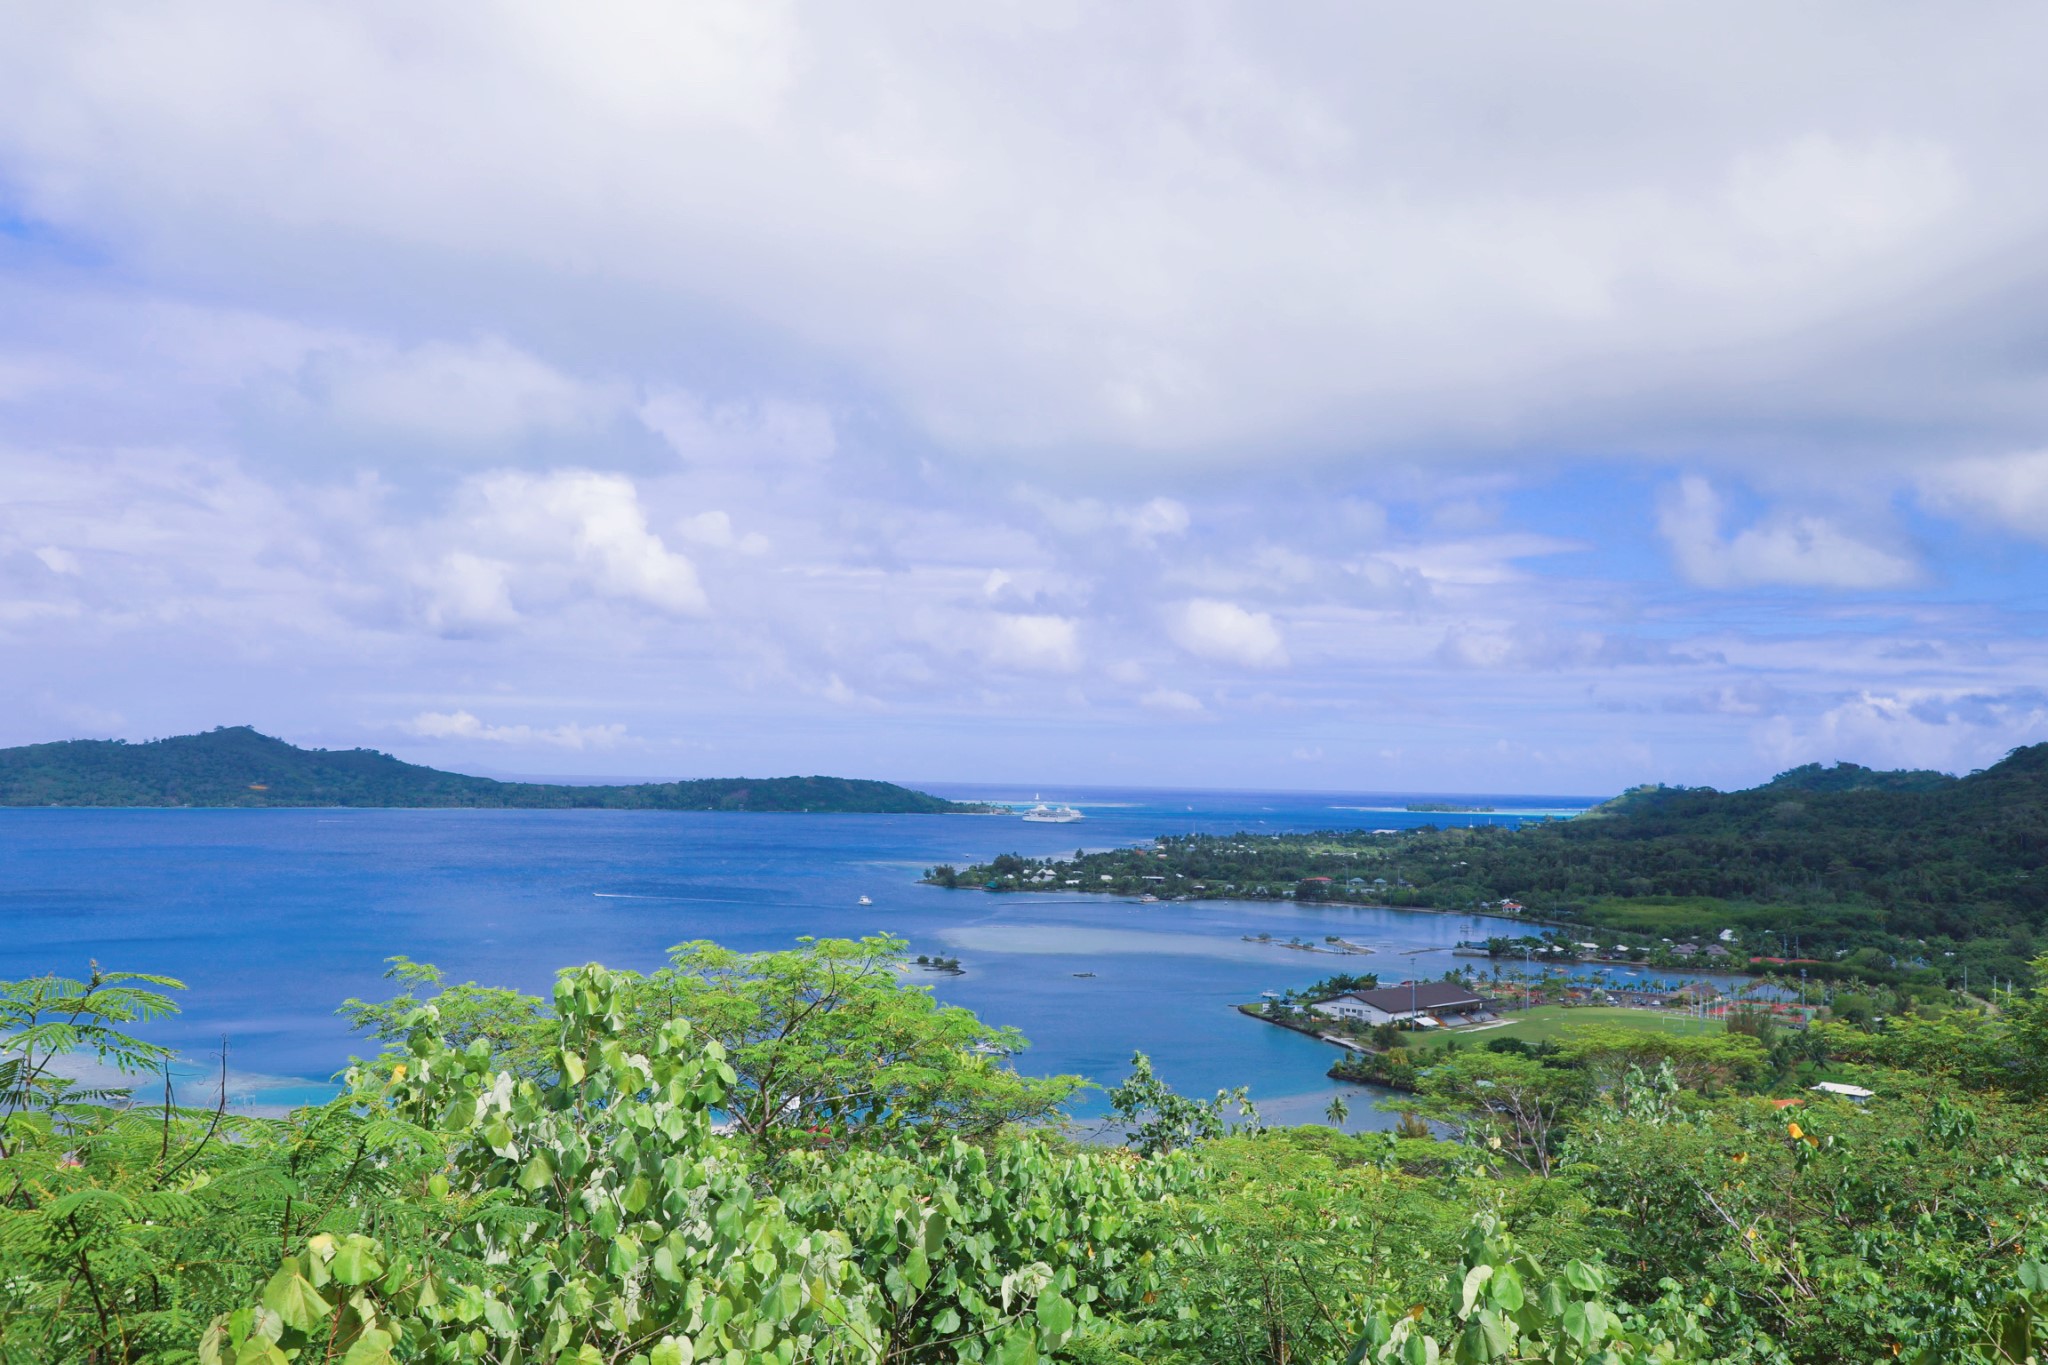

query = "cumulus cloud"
[1657, 477, 1917, 589]
[1166, 599, 1287, 669]
[983, 613, 1081, 673]
[405, 709, 627, 749]
[432, 469, 708, 622]
[1920, 451, 2048, 541]
[1758, 688, 2048, 775]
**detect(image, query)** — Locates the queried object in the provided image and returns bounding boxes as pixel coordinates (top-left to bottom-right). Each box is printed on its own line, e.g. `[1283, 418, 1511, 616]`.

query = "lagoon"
[0, 782, 1712, 1128]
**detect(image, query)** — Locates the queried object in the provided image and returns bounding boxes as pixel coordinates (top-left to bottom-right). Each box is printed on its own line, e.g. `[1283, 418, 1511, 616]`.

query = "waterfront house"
[1310, 981, 1496, 1027]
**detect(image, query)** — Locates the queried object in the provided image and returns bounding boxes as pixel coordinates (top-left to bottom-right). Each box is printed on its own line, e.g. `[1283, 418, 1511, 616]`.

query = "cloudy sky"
[3, 2, 2046, 795]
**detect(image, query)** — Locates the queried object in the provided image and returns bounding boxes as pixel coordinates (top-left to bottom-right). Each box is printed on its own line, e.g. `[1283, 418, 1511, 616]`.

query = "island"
[0, 726, 995, 813]
[928, 742, 2048, 996]
[1404, 801, 1495, 812]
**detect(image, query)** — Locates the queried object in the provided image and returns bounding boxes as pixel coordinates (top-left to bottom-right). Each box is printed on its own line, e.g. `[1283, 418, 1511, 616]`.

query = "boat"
[1021, 801, 1083, 823]
[857, 895, 872, 906]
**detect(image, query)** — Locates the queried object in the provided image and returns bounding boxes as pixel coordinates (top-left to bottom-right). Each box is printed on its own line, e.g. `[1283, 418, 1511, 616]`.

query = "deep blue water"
[1, 784, 1731, 1130]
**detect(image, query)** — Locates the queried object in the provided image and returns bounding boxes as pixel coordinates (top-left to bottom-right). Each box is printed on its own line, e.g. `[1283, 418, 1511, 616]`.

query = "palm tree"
[1324, 1093, 1351, 1130]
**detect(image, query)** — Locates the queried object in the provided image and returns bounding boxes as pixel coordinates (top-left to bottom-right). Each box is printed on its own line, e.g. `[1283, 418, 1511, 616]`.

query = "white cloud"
[1920, 451, 2048, 541]
[405, 709, 627, 749]
[983, 613, 1081, 673]
[1725, 133, 1960, 262]
[1757, 688, 2048, 775]
[1014, 489, 1191, 545]
[294, 336, 617, 442]
[33, 545, 79, 575]
[1105, 658, 1149, 686]
[1657, 477, 1917, 589]
[1166, 598, 1287, 668]
[675, 509, 771, 555]
[449, 469, 708, 617]
[1123, 497, 1190, 544]
[415, 551, 518, 632]
[1140, 686, 1205, 714]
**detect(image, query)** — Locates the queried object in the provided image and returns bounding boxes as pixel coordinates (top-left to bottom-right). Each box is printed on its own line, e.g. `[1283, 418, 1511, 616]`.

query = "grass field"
[1403, 1004, 1722, 1052]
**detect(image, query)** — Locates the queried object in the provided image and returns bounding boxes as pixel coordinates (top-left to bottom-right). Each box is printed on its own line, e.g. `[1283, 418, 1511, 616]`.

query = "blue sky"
[3, 2, 2048, 795]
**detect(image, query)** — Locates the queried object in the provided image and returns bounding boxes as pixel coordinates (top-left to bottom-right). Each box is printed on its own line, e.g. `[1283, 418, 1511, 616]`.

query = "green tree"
[1105, 1053, 1260, 1156]
[638, 936, 1079, 1149]
[341, 937, 1082, 1152]
[1405, 1051, 1584, 1177]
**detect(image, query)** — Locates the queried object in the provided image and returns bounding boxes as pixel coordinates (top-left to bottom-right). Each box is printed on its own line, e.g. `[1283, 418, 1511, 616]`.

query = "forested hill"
[0, 727, 975, 812]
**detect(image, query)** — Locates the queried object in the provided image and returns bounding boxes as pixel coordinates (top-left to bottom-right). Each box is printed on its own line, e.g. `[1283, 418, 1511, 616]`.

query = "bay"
[2, 783, 1732, 1129]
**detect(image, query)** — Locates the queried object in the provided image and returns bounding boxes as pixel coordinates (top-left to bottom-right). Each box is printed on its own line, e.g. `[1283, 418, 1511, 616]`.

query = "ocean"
[0, 784, 1736, 1129]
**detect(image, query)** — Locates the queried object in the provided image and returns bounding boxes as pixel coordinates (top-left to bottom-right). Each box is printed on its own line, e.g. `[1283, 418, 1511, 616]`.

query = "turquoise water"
[0, 784, 1699, 1129]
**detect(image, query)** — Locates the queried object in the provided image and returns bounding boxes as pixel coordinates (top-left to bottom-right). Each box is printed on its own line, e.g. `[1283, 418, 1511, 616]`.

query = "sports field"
[1404, 1004, 1722, 1052]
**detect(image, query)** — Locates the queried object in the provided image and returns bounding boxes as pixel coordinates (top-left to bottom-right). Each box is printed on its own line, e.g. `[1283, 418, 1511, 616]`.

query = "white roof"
[1810, 1082, 1874, 1099]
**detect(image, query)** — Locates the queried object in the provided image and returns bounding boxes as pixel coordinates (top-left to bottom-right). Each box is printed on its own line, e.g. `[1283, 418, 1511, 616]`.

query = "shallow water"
[2, 783, 1743, 1129]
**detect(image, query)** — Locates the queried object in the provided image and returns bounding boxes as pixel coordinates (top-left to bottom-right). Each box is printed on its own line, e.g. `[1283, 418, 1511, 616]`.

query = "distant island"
[1403, 801, 1494, 813]
[0, 726, 991, 813]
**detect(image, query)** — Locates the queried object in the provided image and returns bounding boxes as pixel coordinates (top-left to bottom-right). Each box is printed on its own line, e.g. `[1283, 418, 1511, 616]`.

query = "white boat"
[857, 895, 872, 906]
[1021, 802, 1083, 823]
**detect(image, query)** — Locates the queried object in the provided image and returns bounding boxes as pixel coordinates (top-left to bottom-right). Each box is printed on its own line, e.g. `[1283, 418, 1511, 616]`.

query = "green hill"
[0, 726, 975, 813]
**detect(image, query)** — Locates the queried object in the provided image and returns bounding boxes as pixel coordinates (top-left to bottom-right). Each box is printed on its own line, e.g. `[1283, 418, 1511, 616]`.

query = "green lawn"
[1402, 1004, 1722, 1052]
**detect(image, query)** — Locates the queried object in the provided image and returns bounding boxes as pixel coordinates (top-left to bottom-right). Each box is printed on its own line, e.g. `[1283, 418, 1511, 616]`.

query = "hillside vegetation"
[0, 727, 975, 813]
[938, 743, 2048, 986]
[5, 940, 2048, 1364]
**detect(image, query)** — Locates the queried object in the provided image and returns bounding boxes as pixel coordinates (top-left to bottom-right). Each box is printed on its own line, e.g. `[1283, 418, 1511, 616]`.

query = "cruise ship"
[1021, 801, 1084, 823]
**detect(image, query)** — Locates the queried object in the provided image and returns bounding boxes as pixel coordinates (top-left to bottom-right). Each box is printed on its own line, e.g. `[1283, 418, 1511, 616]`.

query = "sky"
[2, 2, 2047, 796]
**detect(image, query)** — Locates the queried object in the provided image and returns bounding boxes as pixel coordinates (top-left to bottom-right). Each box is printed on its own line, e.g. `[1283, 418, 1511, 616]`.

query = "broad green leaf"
[1488, 1264, 1524, 1312]
[1035, 1292, 1075, 1340]
[1563, 1260, 1604, 1294]
[1459, 1265, 1492, 1319]
[341, 1328, 397, 1365]
[260, 1265, 331, 1334]
[650, 1336, 694, 1365]
[483, 1296, 517, 1337]
[1401, 1328, 1438, 1365]
[330, 1236, 386, 1286]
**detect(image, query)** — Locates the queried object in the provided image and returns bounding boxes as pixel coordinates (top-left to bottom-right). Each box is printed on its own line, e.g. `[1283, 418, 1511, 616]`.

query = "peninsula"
[930, 743, 2048, 991]
[0, 726, 987, 813]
